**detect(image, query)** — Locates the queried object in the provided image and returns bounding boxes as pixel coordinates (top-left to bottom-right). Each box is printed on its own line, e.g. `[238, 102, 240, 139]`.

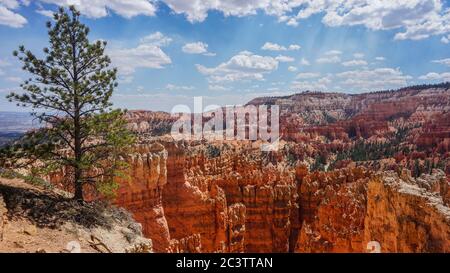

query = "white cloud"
[108, 32, 172, 82]
[261, 42, 300, 51]
[342, 59, 368, 67]
[140, 32, 173, 47]
[288, 66, 298, 72]
[275, 55, 295, 62]
[317, 56, 341, 64]
[375, 56, 386, 61]
[353, 53, 365, 59]
[0, 1, 27, 28]
[441, 35, 450, 44]
[418, 72, 450, 81]
[196, 51, 278, 83]
[288, 44, 301, 50]
[336, 68, 412, 91]
[182, 42, 215, 56]
[162, 1, 450, 40]
[165, 84, 195, 91]
[296, 72, 320, 79]
[2, 1, 450, 41]
[261, 42, 286, 51]
[291, 76, 332, 91]
[324, 50, 342, 56]
[208, 84, 230, 91]
[36, 9, 54, 18]
[432, 58, 450, 66]
[300, 58, 310, 66]
[286, 18, 298, 26]
[39, 0, 156, 18]
[316, 50, 342, 64]
[155, 2, 448, 41]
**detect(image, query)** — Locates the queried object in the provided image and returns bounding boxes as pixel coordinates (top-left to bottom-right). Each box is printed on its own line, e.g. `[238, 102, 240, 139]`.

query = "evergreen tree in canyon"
[1, 6, 135, 201]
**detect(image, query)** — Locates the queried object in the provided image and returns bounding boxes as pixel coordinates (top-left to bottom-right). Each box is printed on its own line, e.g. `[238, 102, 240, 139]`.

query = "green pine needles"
[1, 6, 135, 201]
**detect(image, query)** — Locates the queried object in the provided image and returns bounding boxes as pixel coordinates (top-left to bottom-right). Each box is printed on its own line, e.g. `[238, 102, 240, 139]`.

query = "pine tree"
[1, 6, 135, 201]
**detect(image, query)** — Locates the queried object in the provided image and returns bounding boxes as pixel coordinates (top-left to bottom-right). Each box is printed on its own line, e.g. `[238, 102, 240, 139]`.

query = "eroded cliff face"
[364, 170, 450, 253]
[296, 169, 450, 253]
[113, 143, 170, 252]
[159, 140, 299, 253]
[106, 86, 450, 253]
[113, 136, 449, 253]
[296, 167, 370, 252]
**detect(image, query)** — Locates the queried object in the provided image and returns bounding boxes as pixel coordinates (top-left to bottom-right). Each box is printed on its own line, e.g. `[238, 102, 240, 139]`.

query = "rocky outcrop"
[114, 143, 170, 252]
[141, 140, 300, 253]
[364, 170, 450, 252]
[296, 168, 371, 252]
[0, 178, 152, 253]
[295, 168, 450, 253]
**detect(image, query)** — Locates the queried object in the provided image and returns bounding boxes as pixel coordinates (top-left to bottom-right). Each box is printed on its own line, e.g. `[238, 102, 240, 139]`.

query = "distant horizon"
[1, 81, 448, 116]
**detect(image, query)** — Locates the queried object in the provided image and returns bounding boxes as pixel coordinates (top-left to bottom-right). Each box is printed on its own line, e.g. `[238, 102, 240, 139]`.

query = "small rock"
[23, 225, 37, 236]
[13, 241, 24, 248]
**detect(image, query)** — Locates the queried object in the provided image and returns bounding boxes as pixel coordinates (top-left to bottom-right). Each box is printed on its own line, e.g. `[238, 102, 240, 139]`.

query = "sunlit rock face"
[116, 141, 449, 253]
[364, 170, 450, 253]
[158, 140, 299, 253]
[113, 143, 170, 252]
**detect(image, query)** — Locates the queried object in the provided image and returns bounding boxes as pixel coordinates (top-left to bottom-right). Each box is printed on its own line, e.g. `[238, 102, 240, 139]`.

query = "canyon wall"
[159, 140, 299, 253]
[64, 85, 450, 253]
[113, 143, 170, 252]
[114, 140, 449, 253]
[296, 168, 450, 252]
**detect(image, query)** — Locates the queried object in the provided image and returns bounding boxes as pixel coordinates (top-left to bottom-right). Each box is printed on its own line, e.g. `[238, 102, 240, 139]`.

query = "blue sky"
[0, 0, 449, 112]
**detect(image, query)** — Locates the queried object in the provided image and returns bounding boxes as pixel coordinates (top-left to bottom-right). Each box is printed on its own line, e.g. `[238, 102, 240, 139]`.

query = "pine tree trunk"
[74, 169, 83, 201]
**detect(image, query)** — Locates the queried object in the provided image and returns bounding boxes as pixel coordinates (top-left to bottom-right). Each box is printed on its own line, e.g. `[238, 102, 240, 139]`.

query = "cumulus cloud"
[418, 72, 450, 81]
[288, 44, 301, 50]
[140, 32, 173, 47]
[261, 42, 301, 51]
[161, 0, 449, 41]
[182, 42, 215, 56]
[432, 58, 450, 67]
[375, 56, 386, 61]
[288, 66, 298, 72]
[336, 68, 412, 91]
[300, 58, 310, 66]
[108, 32, 172, 82]
[342, 59, 368, 67]
[442, 35, 450, 44]
[39, 0, 156, 18]
[36, 9, 54, 18]
[316, 50, 342, 64]
[196, 51, 278, 83]
[275, 55, 295, 62]
[0, 0, 27, 28]
[2, 1, 450, 41]
[317, 56, 340, 64]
